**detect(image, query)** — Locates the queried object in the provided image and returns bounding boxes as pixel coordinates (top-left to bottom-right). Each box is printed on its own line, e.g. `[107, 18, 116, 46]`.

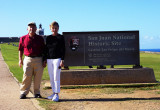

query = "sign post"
[63, 31, 140, 67]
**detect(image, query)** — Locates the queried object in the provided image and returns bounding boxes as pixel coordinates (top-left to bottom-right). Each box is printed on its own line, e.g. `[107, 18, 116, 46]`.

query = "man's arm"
[19, 51, 23, 68]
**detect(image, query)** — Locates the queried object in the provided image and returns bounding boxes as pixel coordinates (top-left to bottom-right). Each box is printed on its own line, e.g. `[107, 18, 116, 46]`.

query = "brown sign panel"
[63, 31, 140, 66]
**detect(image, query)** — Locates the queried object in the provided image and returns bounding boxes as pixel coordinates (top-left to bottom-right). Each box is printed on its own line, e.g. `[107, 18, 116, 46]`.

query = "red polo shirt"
[18, 34, 45, 56]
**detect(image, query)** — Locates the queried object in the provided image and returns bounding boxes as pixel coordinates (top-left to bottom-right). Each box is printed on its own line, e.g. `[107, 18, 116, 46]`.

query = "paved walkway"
[0, 51, 44, 110]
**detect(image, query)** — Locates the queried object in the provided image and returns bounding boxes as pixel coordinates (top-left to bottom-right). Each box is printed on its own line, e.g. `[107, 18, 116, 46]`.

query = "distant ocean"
[140, 49, 160, 52]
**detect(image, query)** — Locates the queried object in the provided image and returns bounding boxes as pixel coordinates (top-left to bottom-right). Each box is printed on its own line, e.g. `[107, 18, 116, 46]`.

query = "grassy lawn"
[0, 43, 49, 82]
[0, 43, 160, 82]
[1, 43, 160, 110]
[140, 52, 160, 81]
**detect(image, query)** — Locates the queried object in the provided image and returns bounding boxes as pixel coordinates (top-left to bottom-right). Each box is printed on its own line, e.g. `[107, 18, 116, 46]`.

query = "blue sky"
[0, 0, 160, 49]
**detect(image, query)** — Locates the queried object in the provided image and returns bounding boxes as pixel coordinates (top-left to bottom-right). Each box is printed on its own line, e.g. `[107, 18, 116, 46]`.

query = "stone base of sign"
[59, 67, 156, 85]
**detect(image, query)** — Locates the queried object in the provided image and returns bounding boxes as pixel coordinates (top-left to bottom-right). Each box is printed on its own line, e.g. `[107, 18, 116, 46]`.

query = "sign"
[63, 31, 140, 66]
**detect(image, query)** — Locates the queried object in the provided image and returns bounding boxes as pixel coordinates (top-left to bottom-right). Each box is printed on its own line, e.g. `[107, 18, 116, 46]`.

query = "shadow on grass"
[60, 97, 160, 102]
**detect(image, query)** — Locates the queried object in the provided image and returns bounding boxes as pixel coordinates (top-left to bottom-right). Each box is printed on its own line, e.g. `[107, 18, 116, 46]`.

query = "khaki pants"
[20, 56, 44, 95]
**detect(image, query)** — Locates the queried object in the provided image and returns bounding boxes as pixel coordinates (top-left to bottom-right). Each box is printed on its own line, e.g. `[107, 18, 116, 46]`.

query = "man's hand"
[19, 51, 23, 68]
[42, 60, 47, 67]
[19, 60, 23, 68]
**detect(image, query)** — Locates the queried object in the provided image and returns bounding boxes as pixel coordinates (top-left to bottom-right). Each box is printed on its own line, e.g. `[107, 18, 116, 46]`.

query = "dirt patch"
[40, 83, 160, 110]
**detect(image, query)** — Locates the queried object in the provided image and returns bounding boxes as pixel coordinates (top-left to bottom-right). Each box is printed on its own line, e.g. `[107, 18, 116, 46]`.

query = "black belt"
[27, 56, 42, 58]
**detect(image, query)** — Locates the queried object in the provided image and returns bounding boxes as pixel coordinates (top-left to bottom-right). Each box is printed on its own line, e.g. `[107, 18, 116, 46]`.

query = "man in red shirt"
[18, 22, 46, 99]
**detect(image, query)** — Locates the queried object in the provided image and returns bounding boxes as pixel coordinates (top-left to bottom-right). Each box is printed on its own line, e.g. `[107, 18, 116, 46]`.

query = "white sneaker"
[52, 94, 59, 102]
[47, 94, 55, 100]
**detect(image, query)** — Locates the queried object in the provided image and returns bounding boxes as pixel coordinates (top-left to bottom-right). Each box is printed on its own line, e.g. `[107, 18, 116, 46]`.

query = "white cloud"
[150, 37, 154, 40]
[144, 36, 149, 39]
[141, 35, 160, 49]
[143, 36, 154, 40]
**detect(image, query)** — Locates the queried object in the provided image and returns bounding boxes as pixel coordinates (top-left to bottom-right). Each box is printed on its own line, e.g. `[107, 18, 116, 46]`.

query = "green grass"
[101, 88, 134, 94]
[1, 43, 160, 82]
[0, 43, 160, 83]
[0, 43, 23, 81]
[1, 43, 160, 110]
[0, 43, 50, 82]
[140, 52, 160, 81]
[37, 99, 53, 110]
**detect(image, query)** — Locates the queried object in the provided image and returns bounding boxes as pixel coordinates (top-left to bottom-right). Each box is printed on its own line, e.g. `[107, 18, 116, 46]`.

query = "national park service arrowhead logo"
[69, 36, 79, 51]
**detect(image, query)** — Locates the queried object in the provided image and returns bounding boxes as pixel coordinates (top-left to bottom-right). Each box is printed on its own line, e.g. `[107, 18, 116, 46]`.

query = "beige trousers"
[20, 56, 44, 95]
